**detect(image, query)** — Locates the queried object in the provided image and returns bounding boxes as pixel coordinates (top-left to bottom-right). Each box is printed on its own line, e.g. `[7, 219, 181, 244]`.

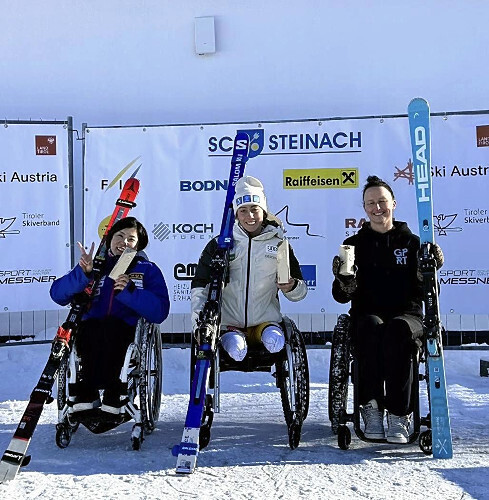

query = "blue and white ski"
[408, 97, 453, 459]
[173, 131, 251, 474]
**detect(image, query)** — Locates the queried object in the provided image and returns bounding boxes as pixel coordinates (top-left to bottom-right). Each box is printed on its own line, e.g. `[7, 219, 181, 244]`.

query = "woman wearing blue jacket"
[50, 217, 170, 415]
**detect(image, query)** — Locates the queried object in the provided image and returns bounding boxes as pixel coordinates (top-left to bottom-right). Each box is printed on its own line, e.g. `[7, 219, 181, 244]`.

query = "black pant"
[354, 314, 423, 416]
[75, 317, 136, 396]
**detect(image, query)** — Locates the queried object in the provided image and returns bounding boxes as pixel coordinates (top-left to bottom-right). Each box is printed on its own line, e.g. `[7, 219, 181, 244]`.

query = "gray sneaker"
[386, 413, 411, 443]
[360, 399, 385, 439]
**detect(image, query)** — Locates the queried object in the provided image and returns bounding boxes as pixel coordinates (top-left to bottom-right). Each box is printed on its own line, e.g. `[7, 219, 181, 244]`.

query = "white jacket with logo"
[191, 221, 307, 329]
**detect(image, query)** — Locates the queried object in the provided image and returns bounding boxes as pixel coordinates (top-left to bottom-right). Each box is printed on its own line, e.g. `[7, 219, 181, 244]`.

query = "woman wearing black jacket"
[332, 175, 443, 443]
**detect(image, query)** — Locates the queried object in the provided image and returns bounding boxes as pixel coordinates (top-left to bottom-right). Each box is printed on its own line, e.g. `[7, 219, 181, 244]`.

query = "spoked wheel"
[55, 350, 79, 448]
[57, 352, 70, 411]
[328, 314, 351, 435]
[419, 430, 433, 455]
[139, 321, 163, 434]
[277, 318, 310, 449]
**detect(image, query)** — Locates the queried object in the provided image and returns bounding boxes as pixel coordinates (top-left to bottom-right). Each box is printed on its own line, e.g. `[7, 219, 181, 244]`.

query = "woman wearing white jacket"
[191, 176, 307, 361]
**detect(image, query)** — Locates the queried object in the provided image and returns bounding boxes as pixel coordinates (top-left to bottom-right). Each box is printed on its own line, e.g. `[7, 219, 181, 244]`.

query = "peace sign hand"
[77, 241, 95, 274]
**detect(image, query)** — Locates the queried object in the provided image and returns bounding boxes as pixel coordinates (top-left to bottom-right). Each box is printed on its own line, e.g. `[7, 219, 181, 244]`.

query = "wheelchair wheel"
[57, 351, 70, 411]
[138, 321, 163, 434]
[276, 317, 310, 448]
[328, 314, 351, 434]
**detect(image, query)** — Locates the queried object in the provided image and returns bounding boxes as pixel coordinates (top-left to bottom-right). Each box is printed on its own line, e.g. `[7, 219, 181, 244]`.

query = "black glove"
[417, 242, 445, 281]
[332, 255, 357, 295]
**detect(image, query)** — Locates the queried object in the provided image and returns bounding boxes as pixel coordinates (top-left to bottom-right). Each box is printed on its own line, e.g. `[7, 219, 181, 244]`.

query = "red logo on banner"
[476, 126, 489, 147]
[35, 136, 57, 155]
[393, 159, 415, 184]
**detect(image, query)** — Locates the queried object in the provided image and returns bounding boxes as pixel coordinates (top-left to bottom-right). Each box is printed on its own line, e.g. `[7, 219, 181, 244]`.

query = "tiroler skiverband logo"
[434, 214, 463, 236]
[152, 222, 214, 242]
[0, 217, 20, 238]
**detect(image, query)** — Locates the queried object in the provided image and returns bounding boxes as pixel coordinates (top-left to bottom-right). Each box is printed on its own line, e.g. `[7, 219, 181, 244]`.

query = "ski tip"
[409, 97, 429, 104]
[408, 97, 430, 112]
[130, 164, 142, 178]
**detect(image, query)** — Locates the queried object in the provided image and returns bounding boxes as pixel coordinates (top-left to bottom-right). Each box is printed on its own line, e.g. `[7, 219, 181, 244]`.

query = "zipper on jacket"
[244, 236, 252, 328]
[107, 286, 115, 316]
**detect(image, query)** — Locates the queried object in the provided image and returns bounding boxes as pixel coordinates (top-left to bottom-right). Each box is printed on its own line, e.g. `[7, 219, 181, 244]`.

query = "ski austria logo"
[300, 265, 317, 288]
[393, 159, 415, 185]
[208, 129, 264, 157]
[0, 217, 20, 238]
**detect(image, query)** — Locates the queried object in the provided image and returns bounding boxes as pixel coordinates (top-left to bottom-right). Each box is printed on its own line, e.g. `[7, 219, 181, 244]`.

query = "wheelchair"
[55, 318, 163, 451]
[192, 316, 310, 451]
[328, 314, 433, 454]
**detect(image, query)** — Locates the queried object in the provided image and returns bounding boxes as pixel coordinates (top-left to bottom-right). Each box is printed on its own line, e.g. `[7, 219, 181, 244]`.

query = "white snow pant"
[220, 323, 285, 362]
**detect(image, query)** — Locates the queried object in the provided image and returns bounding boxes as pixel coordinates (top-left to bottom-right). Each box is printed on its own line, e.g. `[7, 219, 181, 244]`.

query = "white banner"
[0, 122, 71, 312]
[83, 114, 489, 317]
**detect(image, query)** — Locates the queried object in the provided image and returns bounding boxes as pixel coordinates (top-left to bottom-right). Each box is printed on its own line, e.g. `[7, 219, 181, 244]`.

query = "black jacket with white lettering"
[332, 220, 423, 319]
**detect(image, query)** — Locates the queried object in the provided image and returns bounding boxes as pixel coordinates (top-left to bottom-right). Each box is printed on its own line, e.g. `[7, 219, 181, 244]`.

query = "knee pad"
[220, 330, 248, 361]
[261, 324, 285, 354]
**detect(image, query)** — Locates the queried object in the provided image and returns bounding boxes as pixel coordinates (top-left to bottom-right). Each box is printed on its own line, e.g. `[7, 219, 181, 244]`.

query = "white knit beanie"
[232, 176, 268, 214]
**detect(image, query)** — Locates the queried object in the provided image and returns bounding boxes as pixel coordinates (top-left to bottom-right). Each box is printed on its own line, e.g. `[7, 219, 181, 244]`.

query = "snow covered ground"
[0, 343, 488, 499]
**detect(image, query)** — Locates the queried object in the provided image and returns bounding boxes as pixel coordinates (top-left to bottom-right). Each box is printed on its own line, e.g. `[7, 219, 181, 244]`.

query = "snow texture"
[0, 344, 488, 499]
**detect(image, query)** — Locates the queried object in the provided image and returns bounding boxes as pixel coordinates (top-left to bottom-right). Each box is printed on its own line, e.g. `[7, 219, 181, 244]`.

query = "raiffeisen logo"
[284, 168, 358, 189]
[300, 265, 317, 288]
[152, 222, 214, 242]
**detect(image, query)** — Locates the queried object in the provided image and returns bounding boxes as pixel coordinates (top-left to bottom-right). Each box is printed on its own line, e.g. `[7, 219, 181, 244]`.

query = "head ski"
[408, 97, 453, 459]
